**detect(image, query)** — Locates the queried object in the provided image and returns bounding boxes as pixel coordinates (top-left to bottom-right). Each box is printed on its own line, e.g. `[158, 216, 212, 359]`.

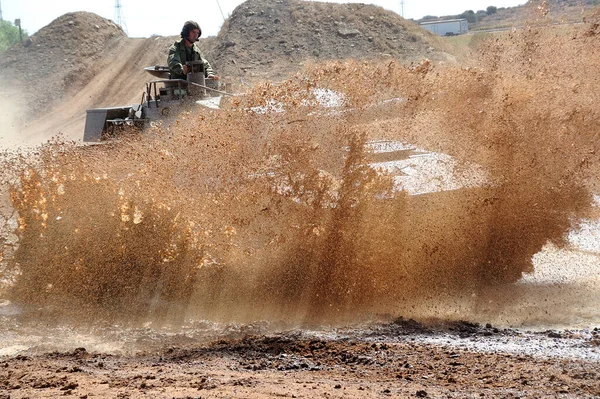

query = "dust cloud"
[0, 94, 26, 150]
[0, 75, 50, 149]
[1, 19, 599, 328]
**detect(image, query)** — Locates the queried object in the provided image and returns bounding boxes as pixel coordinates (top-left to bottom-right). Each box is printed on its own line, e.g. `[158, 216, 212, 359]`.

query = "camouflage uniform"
[167, 39, 215, 80]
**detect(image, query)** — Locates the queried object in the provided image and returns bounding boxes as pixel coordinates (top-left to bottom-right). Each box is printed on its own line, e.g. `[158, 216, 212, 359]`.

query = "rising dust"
[0, 81, 27, 149]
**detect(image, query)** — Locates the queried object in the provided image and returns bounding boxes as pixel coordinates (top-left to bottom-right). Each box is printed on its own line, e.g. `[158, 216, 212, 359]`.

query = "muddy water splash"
[1, 20, 599, 326]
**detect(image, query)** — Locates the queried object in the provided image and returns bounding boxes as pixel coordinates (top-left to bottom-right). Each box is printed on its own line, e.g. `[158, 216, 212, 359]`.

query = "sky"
[1, 0, 527, 38]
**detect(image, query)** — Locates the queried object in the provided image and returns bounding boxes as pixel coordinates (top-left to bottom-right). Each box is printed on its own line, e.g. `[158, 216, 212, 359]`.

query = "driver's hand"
[208, 75, 220, 80]
[182, 65, 189, 75]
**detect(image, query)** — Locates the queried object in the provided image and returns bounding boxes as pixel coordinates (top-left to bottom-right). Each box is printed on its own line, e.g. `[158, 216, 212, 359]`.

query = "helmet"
[181, 20, 202, 39]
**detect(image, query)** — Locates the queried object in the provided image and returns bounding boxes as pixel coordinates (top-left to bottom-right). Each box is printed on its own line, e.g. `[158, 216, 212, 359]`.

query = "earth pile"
[0, 12, 126, 116]
[208, 0, 452, 80]
[0, 1, 452, 144]
[0, 12, 175, 144]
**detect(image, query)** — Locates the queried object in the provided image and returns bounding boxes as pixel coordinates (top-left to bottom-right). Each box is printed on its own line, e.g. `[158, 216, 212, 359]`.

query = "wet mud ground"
[1, 318, 599, 398]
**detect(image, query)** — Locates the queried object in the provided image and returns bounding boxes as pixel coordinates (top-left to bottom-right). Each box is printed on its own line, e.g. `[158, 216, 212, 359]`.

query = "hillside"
[477, 0, 598, 30]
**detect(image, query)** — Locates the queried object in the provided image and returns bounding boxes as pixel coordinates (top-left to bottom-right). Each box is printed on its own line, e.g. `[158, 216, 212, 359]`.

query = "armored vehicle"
[83, 61, 228, 142]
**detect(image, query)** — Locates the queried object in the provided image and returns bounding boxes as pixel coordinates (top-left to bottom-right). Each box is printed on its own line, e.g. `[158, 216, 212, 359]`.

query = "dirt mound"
[1, 1, 452, 111]
[0, 12, 126, 116]
[207, 0, 452, 80]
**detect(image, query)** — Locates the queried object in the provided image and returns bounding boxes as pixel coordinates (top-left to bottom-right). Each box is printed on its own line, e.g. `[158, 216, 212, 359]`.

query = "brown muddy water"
[1, 23, 600, 361]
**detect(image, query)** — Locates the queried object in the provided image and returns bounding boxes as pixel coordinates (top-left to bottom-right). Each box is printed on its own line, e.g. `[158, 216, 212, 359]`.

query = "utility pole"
[215, 0, 226, 22]
[0, 0, 3, 21]
[400, 0, 405, 18]
[114, 0, 128, 35]
[14, 19, 22, 42]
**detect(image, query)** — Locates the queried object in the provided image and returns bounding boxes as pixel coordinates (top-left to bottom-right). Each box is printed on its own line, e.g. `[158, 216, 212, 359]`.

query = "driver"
[167, 20, 217, 81]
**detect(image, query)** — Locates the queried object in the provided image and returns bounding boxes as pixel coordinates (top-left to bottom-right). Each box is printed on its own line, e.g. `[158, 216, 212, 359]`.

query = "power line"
[114, 0, 128, 35]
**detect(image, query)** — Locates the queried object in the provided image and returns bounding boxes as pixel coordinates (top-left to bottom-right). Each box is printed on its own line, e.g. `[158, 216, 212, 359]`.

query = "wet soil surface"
[1, 318, 599, 398]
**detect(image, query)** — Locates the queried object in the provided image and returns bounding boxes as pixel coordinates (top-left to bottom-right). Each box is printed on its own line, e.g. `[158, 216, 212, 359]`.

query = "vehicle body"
[83, 62, 227, 142]
[419, 19, 469, 36]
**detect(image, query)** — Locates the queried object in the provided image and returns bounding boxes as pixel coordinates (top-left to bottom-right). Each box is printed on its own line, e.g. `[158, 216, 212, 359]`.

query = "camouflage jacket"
[167, 39, 215, 80]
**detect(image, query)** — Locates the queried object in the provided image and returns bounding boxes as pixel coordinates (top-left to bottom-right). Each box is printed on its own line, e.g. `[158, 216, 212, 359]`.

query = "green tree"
[487, 6, 498, 15]
[0, 20, 28, 52]
[459, 10, 477, 23]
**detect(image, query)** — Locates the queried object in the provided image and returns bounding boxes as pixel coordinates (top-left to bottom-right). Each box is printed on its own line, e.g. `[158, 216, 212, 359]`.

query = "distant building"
[419, 19, 468, 36]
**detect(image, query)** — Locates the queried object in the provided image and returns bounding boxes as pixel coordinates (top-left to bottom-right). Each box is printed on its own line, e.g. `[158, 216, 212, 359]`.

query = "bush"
[459, 10, 477, 23]
[0, 20, 28, 52]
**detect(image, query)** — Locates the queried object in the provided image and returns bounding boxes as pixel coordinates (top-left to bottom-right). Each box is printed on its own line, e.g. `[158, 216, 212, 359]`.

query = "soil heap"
[0, 13, 173, 143]
[0, 12, 126, 115]
[206, 0, 452, 80]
